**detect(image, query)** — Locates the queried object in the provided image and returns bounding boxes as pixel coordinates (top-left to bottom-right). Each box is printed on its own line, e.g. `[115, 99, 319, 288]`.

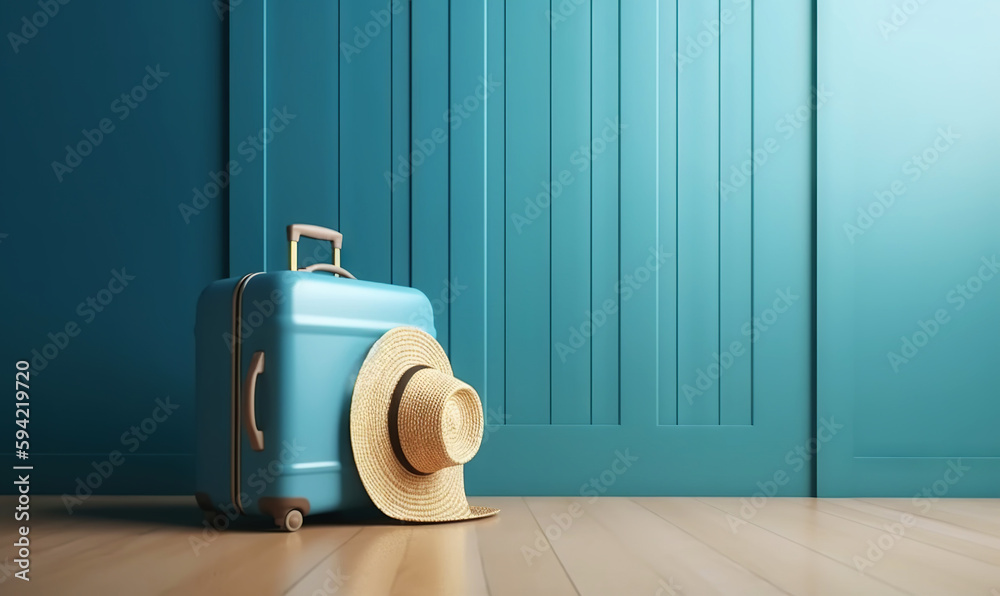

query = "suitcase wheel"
[259, 497, 310, 532]
[278, 509, 304, 533]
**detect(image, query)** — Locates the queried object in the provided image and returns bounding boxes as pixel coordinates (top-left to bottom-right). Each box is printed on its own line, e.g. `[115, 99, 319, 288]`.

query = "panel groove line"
[392, 0, 411, 286]
[487, 0, 507, 425]
[447, 0, 452, 355]
[750, 0, 754, 425]
[717, 0, 722, 427]
[674, 0, 680, 425]
[548, 0, 553, 426]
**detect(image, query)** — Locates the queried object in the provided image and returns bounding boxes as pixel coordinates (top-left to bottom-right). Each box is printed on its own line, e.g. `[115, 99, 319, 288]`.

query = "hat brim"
[351, 327, 499, 522]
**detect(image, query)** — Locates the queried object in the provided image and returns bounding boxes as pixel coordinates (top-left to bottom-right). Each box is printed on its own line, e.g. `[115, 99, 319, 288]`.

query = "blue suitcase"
[194, 224, 435, 531]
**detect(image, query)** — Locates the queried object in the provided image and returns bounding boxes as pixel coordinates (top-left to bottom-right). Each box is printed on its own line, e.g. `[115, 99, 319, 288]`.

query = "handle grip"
[242, 351, 266, 452]
[287, 224, 344, 272]
[287, 224, 343, 248]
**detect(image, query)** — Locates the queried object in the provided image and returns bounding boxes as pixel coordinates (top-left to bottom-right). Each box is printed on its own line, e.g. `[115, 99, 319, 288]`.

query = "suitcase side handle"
[243, 351, 266, 452]
[287, 224, 344, 272]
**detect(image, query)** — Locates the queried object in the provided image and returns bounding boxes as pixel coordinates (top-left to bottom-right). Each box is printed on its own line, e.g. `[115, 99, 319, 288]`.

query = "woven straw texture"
[350, 327, 499, 522]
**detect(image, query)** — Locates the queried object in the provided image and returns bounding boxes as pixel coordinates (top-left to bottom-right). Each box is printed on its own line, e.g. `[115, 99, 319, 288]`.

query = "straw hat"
[350, 327, 499, 522]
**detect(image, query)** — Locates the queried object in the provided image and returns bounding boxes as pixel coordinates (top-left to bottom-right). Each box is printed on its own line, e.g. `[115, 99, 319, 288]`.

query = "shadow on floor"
[66, 497, 405, 532]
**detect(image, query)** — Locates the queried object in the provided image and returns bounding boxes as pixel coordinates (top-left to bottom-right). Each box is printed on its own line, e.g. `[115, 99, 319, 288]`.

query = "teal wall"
[2, 0, 995, 497]
[0, 1, 227, 493]
[818, 0, 1000, 496]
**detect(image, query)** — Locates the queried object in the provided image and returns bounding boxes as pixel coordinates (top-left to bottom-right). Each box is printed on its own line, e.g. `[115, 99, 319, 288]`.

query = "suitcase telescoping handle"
[287, 224, 356, 278]
[243, 351, 266, 452]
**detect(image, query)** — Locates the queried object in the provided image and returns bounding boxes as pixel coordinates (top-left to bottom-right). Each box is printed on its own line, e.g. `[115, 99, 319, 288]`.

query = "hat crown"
[397, 368, 484, 475]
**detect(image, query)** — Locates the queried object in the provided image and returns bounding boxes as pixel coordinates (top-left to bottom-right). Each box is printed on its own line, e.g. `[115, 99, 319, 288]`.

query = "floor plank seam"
[691, 498, 918, 596]
[631, 498, 795, 596]
[473, 527, 494, 596]
[812, 502, 1000, 567]
[857, 498, 1000, 539]
[590, 498, 790, 596]
[523, 498, 583, 596]
[779, 500, 1000, 572]
[387, 527, 416, 596]
[280, 527, 363, 596]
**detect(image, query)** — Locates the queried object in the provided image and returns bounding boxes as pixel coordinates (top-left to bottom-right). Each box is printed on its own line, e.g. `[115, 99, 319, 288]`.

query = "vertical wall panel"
[230, 0, 267, 276]
[505, 0, 552, 424]
[265, 1, 341, 273]
[391, 0, 411, 286]
[550, 0, 593, 424]
[228, 0, 816, 495]
[819, 0, 1000, 496]
[753, 0, 814, 483]
[677, 0, 721, 425]
[450, 0, 488, 411]
[486, 0, 507, 425]
[340, 0, 393, 283]
[656, 0, 679, 426]
[619, 0, 660, 427]
[411, 0, 451, 351]
[0, 0, 228, 492]
[719, 0, 753, 425]
[590, 0, 621, 425]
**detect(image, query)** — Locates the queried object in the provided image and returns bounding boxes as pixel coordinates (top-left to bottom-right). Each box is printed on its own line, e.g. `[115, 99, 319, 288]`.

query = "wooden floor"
[2, 496, 999, 595]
